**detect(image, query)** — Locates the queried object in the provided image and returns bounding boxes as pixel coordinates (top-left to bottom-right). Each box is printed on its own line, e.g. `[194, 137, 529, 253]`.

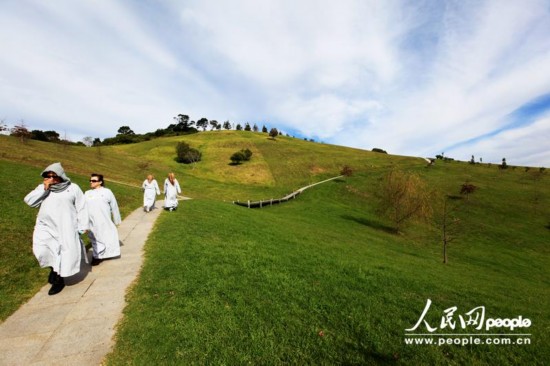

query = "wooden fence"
[233, 175, 344, 208]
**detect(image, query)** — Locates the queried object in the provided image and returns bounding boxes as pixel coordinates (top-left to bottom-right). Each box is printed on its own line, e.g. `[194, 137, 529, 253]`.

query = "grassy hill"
[0, 132, 548, 364]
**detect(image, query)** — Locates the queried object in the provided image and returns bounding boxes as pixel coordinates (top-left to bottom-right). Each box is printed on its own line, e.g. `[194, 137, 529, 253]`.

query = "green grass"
[106, 180, 549, 364]
[1, 132, 549, 364]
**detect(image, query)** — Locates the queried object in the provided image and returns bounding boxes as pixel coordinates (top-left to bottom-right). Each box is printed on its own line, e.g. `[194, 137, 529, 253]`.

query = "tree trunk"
[443, 237, 448, 264]
[443, 199, 448, 264]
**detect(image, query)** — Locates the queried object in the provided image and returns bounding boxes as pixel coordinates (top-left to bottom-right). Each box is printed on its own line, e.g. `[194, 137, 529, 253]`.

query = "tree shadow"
[341, 215, 397, 234]
[446, 194, 463, 200]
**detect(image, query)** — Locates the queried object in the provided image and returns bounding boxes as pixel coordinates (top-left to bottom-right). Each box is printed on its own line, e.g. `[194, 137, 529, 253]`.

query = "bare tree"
[60, 131, 71, 152]
[82, 136, 94, 147]
[436, 195, 461, 264]
[376, 170, 432, 233]
[0, 119, 8, 133]
[96, 145, 103, 160]
[460, 182, 478, 201]
[529, 169, 546, 215]
[10, 120, 31, 143]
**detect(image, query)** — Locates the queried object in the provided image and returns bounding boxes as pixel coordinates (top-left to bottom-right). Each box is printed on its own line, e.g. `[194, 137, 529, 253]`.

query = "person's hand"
[43, 177, 54, 190]
[43, 173, 58, 190]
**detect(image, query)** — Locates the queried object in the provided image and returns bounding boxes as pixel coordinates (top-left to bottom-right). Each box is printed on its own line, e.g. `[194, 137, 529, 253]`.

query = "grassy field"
[1, 132, 549, 364]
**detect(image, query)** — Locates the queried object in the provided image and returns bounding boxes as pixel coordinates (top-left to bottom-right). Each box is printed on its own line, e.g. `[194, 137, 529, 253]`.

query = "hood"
[41, 162, 71, 182]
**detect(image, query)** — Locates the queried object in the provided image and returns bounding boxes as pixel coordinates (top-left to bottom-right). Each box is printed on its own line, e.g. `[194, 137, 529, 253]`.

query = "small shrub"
[499, 158, 508, 169]
[242, 148, 252, 161]
[230, 148, 253, 165]
[230, 151, 247, 165]
[372, 148, 387, 154]
[181, 148, 202, 164]
[340, 165, 353, 177]
[176, 141, 202, 164]
[460, 183, 478, 201]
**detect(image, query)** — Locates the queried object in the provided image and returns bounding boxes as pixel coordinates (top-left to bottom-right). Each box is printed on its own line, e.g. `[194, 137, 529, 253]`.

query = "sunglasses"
[45, 175, 58, 179]
[89, 179, 100, 183]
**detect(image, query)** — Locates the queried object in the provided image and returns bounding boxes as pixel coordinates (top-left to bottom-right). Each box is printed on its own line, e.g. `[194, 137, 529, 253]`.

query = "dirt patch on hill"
[309, 165, 326, 174]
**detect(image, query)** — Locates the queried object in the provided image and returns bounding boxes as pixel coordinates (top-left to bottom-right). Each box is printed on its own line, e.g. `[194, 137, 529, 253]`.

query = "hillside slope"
[1, 131, 549, 364]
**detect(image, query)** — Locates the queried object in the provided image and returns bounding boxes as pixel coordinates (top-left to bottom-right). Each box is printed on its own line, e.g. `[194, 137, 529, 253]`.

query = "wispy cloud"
[0, 0, 549, 166]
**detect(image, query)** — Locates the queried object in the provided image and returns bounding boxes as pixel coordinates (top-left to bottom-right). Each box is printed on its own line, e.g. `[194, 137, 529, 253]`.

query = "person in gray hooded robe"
[24, 162, 89, 295]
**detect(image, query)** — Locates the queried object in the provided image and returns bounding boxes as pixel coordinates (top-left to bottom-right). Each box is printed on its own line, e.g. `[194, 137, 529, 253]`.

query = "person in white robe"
[142, 174, 160, 212]
[85, 173, 122, 266]
[163, 172, 181, 211]
[24, 162, 88, 295]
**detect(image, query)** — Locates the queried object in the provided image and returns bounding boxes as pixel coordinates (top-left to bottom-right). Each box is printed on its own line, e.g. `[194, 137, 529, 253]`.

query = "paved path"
[0, 202, 164, 366]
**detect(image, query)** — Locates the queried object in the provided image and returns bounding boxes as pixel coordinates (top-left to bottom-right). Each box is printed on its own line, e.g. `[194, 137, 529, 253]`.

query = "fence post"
[248, 200, 250, 208]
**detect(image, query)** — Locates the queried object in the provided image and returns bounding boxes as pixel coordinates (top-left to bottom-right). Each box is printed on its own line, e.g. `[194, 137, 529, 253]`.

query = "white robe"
[85, 187, 121, 259]
[164, 179, 181, 209]
[142, 179, 160, 209]
[24, 183, 88, 277]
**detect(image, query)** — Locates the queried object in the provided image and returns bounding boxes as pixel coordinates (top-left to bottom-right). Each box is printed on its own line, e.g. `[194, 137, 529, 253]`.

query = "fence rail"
[233, 175, 344, 208]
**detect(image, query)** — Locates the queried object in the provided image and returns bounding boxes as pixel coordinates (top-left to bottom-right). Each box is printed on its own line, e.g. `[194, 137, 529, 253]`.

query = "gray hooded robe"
[24, 163, 89, 277]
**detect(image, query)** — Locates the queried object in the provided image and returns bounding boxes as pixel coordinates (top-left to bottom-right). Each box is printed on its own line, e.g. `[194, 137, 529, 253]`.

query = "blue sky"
[1, 0, 549, 167]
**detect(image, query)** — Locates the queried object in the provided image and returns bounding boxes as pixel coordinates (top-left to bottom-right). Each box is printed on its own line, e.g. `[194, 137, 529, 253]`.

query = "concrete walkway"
[0, 202, 164, 366]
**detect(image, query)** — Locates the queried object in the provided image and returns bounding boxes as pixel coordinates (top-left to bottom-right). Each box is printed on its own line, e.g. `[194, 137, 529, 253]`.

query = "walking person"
[85, 174, 122, 266]
[142, 174, 160, 212]
[24, 162, 88, 295]
[163, 172, 181, 211]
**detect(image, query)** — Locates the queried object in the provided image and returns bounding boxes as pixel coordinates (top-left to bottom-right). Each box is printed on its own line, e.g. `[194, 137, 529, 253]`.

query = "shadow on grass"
[349, 338, 400, 364]
[342, 215, 397, 234]
[446, 194, 464, 200]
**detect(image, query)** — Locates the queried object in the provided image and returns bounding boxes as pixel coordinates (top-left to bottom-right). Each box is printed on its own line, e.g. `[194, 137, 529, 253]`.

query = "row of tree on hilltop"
[1, 114, 295, 146]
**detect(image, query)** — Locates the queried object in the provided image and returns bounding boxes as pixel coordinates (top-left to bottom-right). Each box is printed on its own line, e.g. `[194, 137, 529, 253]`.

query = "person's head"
[168, 172, 175, 183]
[41, 162, 69, 184]
[42, 171, 62, 185]
[90, 173, 104, 188]
[147, 174, 154, 182]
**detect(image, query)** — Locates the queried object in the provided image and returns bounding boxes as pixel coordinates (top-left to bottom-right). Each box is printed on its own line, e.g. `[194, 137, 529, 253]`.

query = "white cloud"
[338, 0, 550, 162]
[274, 95, 382, 139]
[448, 114, 550, 167]
[0, 0, 548, 166]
